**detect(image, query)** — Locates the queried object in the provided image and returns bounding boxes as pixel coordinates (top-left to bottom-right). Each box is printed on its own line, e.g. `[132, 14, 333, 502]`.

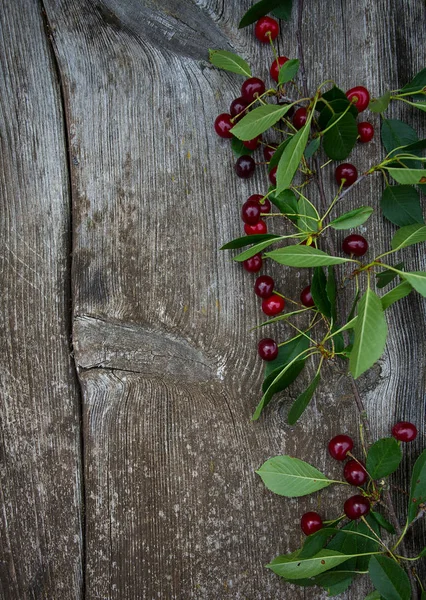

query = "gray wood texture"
[1, 0, 425, 598]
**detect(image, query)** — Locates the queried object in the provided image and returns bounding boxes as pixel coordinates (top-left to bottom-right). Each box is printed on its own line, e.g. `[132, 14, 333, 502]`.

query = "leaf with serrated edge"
[381, 281, 412, 310]
[402, 271, 426, 296]
[231, 104, 293, 141]
[263, 335, 310, 390]
[323, 112, 358, 160]
[391, 223, 426, 250]
[349, 289, 388, 379]
[407, 448, 426, 524]
[366, 437, 402, 479]
[300, 527, 378, 560]
[401, 68, 426, 94]
[305, 137, 320, 158]
[368, 555, 411, 600]
[376, 263, 404, 288]
[386, 167, 426, 185]
[297, 195, 320, 233]
[369, 90, 391, 113]
[288, 372, 321, 425]
[253, 358, 306, 420]
[266, 245, 352, 267]
[381, 119, 418, 154]
[257, 456, 333, 497]
[278, 59, 300, 85]
[370, 510, 396, 534]
[276, 119, 312, 193]
[329, 206, 374, 230]
[208, 49, 251, 77]
[311, 267, 331, 317]
[233, 236, 289, 262]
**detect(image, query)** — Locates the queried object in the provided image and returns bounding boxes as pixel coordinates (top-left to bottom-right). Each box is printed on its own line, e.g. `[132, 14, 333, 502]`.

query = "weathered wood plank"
[0, 1, 83, 598]
[44, 0, 425, 597]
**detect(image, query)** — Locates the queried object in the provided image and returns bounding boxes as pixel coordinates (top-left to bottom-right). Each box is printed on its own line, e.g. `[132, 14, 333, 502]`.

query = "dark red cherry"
[235, 155, 256, 178]
[392, 421, 418, 442]
[328, 435, 354, 461]
[241, 199, 261, 225]
[301, 512, 323, 535]
[269, 56, 289, 82]
[243, 253, 262, 273]
[293, 107, 307, 130]
[254, 16, 279, 43]
[243, 135, 262, 150]
[300, 285, 315, 307]
[244, 220, 267, 235]
[230, 97, 249, 121]
[344, 495, 370, 520]
[241, 78, 266, 103]
[262, 294, 285, 316]
[258, 338, 279, 361]
[335, 163, 358, 187]
[346, 86, 370, 112]
[263, 144, 277, 161]
[254, 275, 274, 298]
[344, 460, 368, 486]
[259, 197, 271, 214]
[342, 234, 368, 257]
[358, 122, 374, 143]
[214, 113, 233, 138]
[269, 166, 277, 185]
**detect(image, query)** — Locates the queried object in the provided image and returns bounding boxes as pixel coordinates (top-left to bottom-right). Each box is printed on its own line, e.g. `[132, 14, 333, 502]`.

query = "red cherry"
[342, 234, 368, 257]
[254, 16, 279, 43]
[300, 285, 315, 307]
[343, 460, 368, 486]
[263, 144, 277, 161]
[328, 435, 354, 461]
[335, 163, 358, 187]
[262, 294, 285, 316]
[258, 338, 279, 361]
[243, 135, 262, 150]
[214, 113, 233, 138]
[358, 122, 374, 143]
[243, 254, 262, 273]
[269, 56, 289, 82]
[230, 97, 249, 121]
[346, 86, 370, 112]
[241, 78, 266, 103]
[344, 495, 370, 520]
[244, 220, 267, 235]
[241, 199, 261, 225]
[293, 107, 307, 130]
[269, 166, 277, 185]
[254, 275, 274, 298]
[235, 155, 256, 178]
[392, 421, 418, 442]
[259, 197, 271, 214]
[301, 512, 323, 535]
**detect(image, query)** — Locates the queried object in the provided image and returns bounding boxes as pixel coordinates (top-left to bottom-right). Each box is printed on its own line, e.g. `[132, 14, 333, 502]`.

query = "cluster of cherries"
[300, 422, 418, 535]
[214, 15, 373, 363]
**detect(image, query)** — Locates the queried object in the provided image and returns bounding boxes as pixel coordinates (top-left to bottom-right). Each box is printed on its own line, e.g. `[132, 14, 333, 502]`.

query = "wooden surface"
[0, 0, 425, 598]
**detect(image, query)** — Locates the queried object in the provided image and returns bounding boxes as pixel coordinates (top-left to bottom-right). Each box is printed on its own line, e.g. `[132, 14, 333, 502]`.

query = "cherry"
[269, 56, 289, 82]
[243, 253, 262, 273]
[335, 163, 358, 187]
[241, 199, 261, 225]
[292, 107, 307, 130]
[328, 434, 354, 461]
[342, 234, 368, 257]
[346, 86, 370, 113]
[300, 512, 323, 536]
[245, 220, 267, 235]
[269, 166, 277, 185]
[258, 338, 279, 361]
[235, 155, 256, 178]
[300, 285, 315, 308]
[243, 135, 262, 150]
[259, 197, 271, 214]
[263, 144, 277, 161]
[254, 16, 279, 43]
[230, 97, 249, 121]
[392, 421, 418, 442]
[344, 495, 370, 520]
[214, 113, 233, 138]
[358, 122, 374, 143]
[254, 275, 274, 298]
[241, 78, 266, 103]
[262, 294, 285, 316]
[344, 460, 368, 486]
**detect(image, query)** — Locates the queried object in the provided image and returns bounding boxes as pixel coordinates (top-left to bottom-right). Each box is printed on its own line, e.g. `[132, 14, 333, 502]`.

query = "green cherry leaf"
[380, 281, 412, 310]
[278, 58, 300, 85]
[238, 0, 286, 28]
[368, 555, 411, 600]
[311, 267, 331, 317]
[369, 90, 392, 113]
[326, 266, 337, 322]
[370, 510, 396, 534]
[381, 119, 419, 154]
[364, 591, 383, 600]
[297, 195, 320, 233]
[380, 185, 424, 226]
[401, 271, 426, 296]
[271, 0, 293, 20]
[208, 49, 251, 77]
[317, 99, 358, 130]
[316, 86, 347, 111]
[233, 236, 289, 261]
[400, 67, 426, 94]
[386, 167, 426, 185]
[366, 437, 402, 479]
[391, 223, 426, 251]
[328, 206, 374, 230]
[231, 104, 293, 141]
[411, 100, 426, 112]
[376, 263, 404, 288]
[323, 112, 358, 160]
[287, 371, 321, 425]
[263, 335, 310, 391]
[220, 233, 281, 250]
[268, 139, 291, 172]
[256, 455, 334, 497]
[407, 448, 426, 524]
[265, 245, 352, 267]
[231, 136, 254, 156]
[349, 289, 388, 379]
[304, 137, 321, 158]
[276, 120, 311, 193]
[267, 549, 371, 580]
[269, 188, 299, 218]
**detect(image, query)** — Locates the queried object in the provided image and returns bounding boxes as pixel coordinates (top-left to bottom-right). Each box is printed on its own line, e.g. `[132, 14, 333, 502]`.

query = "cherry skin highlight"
[293, 107, 307, 130]
[244, 220, 267, 235]
[214, 113, 233, 138]
[230, 97, 249, 121]
[342, 234, 368, 257]
[269, 56, 289, 82]
[262, 294, 285, 316]
[344, 495, 370, 520]
[254, 16, 279, 43]
[243, 254, 262, 273]
[300, 285, 315, 307]
[235, 155, 256, 178]
[346, 86, 370, 112]
[328, 435, 354, 461]
[241, 199, 261, 225]
[358, 122, 374, 143]
[241, 78, 266, 103]
[269, 166, 277, 185]
[344, 460, 368, 486]
[335, 163, 358, 187]
[254, 275, 274, 298]
[258, 338, 279, 361]
[263, 144, 277, 161]
[301, 512, 323, 536]
[243, 135, 262, 150]
[392, 421, 418, 442]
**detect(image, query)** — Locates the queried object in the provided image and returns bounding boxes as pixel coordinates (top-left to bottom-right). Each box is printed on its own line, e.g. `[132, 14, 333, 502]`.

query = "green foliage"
[328, 206, 374, 230]
[231, 136, 254, 156]
[276, 120, 311, 193]
[311, 267, 331, 317]
[287, 372, 321, 424]
[266, 245, 351, 267]
[380, 185, 423, 226]
[391, 223, 426, 251]
[231, 104, 293, 140]
[380, 281, 412, 310]
[369, 90, 392, 113]
[407, 448, 426, 524]
[220, 233, 280, 250]
[366, 437, 403, 479]
[278, 59, 299, 84]
[256, 455, 333, 497]
[400, 68, 426, 94]
[381, 119, 418, 154]
[376, 264, 404, 288]
[368, 555, 412, 600]
[238, 0, 292, 27]
[323, 113, 359, 160]
[208, 49, 251, 77]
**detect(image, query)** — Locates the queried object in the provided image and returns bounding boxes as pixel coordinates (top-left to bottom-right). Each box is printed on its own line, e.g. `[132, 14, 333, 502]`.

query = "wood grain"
[0, 0, 83, 598]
